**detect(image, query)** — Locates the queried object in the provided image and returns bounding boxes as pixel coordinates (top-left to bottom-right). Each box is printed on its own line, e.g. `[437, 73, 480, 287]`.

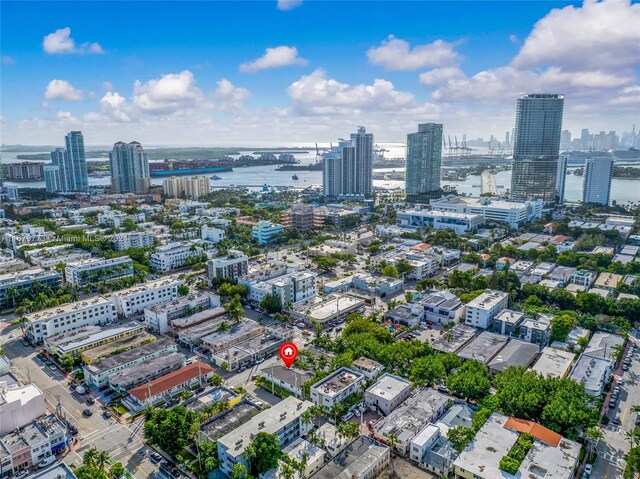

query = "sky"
[1, 0, 639, 146]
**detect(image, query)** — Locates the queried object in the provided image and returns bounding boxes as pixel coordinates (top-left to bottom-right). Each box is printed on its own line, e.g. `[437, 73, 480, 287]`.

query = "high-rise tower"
[405, 123, 443, 202]
[322, 127, 374, 199]
[582, 157, 613, 205]
[510, 94, 564, 203]
[109, 141, 151, 194]
[63, 131, 88, 191]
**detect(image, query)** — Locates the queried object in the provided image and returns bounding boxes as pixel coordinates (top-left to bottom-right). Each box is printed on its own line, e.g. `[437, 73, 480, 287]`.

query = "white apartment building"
[200, 225, 225, 243]
[150, 241, 202, 272]
[365, 374, 412, 416]
[144, 291, 219, 334]
[247, 271, 317, 305]
[464, 290, 509, 329]
[429, 195, 544, 228]
[98, 211, 145, 228]
[83, 338, 177, 388]
[112, 232, 155, 251]
[420, 292, 466, 325]
[109, 276, 184, 317]
[0, 383, 46, 435]
[65, 256, 134, 286]
[396, 208, 484, 234]
[206, 250, 249, 280]
[310, 367, 365, 408]
[163, 176, 211, 200]
[25, 296, 117, 344]
[217, 397, 313, 476]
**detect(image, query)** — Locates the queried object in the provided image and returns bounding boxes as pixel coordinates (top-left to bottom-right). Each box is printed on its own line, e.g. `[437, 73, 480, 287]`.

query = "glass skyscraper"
[582, 157, 613, 205]
[64, 131, 89, 191]
[510, 94, 564, 203]
[109, 141, 151, 194]
[405, 123, 443, 202]
[322, 126, 373, 199]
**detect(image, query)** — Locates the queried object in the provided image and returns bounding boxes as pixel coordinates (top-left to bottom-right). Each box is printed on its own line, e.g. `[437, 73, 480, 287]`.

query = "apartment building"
[519, 315, 551, 347]
[0, 268, 62, 310]
[108, 352, 186, 391]
[25, 297, 117, 344]
[217, 397, 313, 476]
[310, 367, 365, 408]
[151, 242, 203, 272]
[0, 383, 46, 435]
[365, 374, 412, 416]
[43, 322, 144, 357]
[570, 269, 597, 288]
[420, 292, 466, 325]
[247, 271, 317, 305]
[206, 250, 249, 280]
[200, 225, 225, 243]
[65, 256, 134, 286]
[396, 208, 484, 234]
[464, 290, 509, 329]
[109, 276, 184, 317]
[144, 291, 219, 334]
[112, 231, 155, 251]
[252, 221, 285, 245]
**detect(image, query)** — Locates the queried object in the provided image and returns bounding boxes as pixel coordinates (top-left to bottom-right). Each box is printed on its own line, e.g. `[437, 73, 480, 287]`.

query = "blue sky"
[1, 0, 639, 145]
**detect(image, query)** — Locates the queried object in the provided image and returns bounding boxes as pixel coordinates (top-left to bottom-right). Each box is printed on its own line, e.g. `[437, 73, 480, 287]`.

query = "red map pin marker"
[279, 342, 299, 368]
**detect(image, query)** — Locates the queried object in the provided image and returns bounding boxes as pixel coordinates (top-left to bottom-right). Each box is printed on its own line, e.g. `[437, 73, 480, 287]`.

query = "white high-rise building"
[163, 176, 211, 199]
[323, 127, 373, 199]
[582, 157, 613, 205]
[43, 165, 62, 193]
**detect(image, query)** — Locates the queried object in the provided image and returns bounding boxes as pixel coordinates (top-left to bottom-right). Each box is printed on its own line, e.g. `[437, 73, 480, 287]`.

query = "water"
[3, 145, 639, 204]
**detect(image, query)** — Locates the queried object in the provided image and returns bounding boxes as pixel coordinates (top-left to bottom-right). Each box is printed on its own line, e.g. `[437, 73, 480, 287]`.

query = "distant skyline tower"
[109, 141, 151, 194]
[582, 157, 613, 205]
[510, 93, 564, 203]
[43, 165, 62, 193]
[63, 131, 88, 191]
[49, 147, 68, 192]
[555, 154, 568, 205]
[405, 123, 443, 202]
[322, 126, 373, 199]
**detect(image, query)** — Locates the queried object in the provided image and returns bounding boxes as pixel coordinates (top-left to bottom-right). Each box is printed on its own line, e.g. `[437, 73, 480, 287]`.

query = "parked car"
[82, 408, 93, 417]
[75, 385, 86, 395]
[14, 470, 28, 478]
[584, 464, 593, 476]
[86, 397, 95, 405]
[150, 452, 162, 464]
[49, 364, 57, 371]
[613, 415, 621, 425]
[38, 455, 56, 468]
[103, 410, 112, 419]
[68, 424, 78, 435]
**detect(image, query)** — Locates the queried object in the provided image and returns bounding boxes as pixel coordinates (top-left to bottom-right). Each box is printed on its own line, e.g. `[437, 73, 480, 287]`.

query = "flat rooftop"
[109, 275, 182, 297]
[146, 291, 215, 314]
[431, 324, 477, 354]
[185, 387, 238, 413]
[312, 368, 363, 398]
[301, 295, 364, 322]
[29, 463, 77, 479]
[568, 353, 613, 392]
[67, 256, 132, 268]
[201, 319, 262, 348]
[494, 309, 526, 325]
[26, 296, 111, 322]
[171, 307, 227, 329]
[0, 267, 60, 287]
[366, 373, 412, 399]
[261, 364, 312, 388]
[585, 331, 625, 360]
[488, 339, 540, 373]
[48, 322, 144, 354]
[217, 396, 313, 459]
[82, 331, 157, 363]
[108, 352, 185, 389]
[199, 400, 261, 442]
[466, 290, 508, 309]
[311, 436, 389, 479]
[84, 337, 175, 375]
[458, 332, 509, 364]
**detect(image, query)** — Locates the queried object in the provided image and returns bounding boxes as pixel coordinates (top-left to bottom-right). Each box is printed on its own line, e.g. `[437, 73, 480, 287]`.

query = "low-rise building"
[431, 324, 476, 354]
[150, 241, 202, 272]
[216, 396, 313, 476]
[290, 294, 365, 325]
[365, 374, 412, 416]
[429, 195, 543, 228]
[108, 276, 183, 317]
[310, 367, 365, 408]
[452, 413, 580, 479]
[352, 357, 384, 380]
[584, 331, 625, 361]
[518, 315, 551, 347]
[25, 296, 117, 344]
[259, 365, 312, 398]
[200, 225, 225, 243]
[568, 353, 614, 396]
[206, 250, 249, 280]
[211, 327, 291, 371]
[83, 337, 177, 388]
[252, 221, 285, 245]
[487, 339, 540, 375]
[311, 436, 390, 479]
[109, 352, 186, 391]
[491, 309, 526, 336]
[594, 272, 623, 293]
[397, 208, 484, 234]
[0, 383, 46, 435]
[81, 331, 156, 364]
[247, 271, 317, 306]
[570, 269, 597, 288]
[531, 347, 575, 378]
[44, 321, 144, 357]
[144, 291, 219, 334]
[457, 331, 509, 365]
[112, 231, 155, 251]
[420, 292, 466, 325]
[64, 256, 134, 286]
[372, 387, 449, 455]
[201, 319, 263, 354]
[0, 268, 62, 310]
[351, 273, 404, 297]
[464, 290, 509, 329]
[125, 361, 214, 410]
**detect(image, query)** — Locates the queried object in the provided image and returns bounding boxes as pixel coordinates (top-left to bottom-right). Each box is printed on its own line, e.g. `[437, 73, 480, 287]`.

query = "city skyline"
[1, 0, 639, 145]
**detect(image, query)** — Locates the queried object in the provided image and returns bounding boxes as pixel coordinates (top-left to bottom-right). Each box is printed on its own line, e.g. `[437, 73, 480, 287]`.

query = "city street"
[593, 336, 640, 479]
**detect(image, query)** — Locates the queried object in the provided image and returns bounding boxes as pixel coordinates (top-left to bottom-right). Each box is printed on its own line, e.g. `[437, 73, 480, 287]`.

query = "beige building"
[163, 176, 211, 200]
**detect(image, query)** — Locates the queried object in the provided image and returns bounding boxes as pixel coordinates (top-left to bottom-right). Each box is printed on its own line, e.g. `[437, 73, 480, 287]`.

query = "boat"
[210, 175, 222, 180]
[292, 174, 299, 180]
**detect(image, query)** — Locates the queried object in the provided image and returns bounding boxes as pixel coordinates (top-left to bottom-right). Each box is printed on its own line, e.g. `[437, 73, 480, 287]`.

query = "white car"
[38, 455, 56, 468]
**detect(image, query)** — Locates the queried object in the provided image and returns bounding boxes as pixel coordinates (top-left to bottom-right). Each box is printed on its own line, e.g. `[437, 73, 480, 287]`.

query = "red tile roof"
[410, 243, 431, 251]
[503, 417, 562, 447]
[128, 361, 213, 401]
[549, 235, 569, 245]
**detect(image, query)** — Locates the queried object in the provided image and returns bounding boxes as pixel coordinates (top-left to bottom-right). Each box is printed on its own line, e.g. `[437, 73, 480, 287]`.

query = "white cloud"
[44, 79, 84, 101]
[513, 0, 640, 72]
[277, 0, 302, 11]
[609, 85, 640, 107]
[419, 67, 465, 87]
[288, 68, 421, 115]
[213, 79, 251, 110]
[102, 81, 113, 91]
[132, 70, 207, 114]
[367, 35, 460, 71]
[240, 46, 308, 73]
[43, 27, 104, 55]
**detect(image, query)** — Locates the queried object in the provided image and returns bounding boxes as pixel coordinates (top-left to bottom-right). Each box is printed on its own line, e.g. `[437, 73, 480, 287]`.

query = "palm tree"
[631, 405, 640, 414]
[95, 450, 110, 473]
[278, 463, 296, 479]
[626, 427, 640, 448]
[7, 286, 19, 309]
[584, 426, 603, 460]
[386, 433, 399, 478]
[82, 448, 99, 469]
[301, 410, 314, 429]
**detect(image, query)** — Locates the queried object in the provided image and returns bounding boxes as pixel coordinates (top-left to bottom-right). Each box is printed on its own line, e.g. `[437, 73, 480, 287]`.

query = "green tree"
[260, 293, 282, 313]
[177, 284, 189, 296]
[143, 406, 199, 457]
[381, 264, 399, 279]
[550, 314, 577, 342]
[230, 463, 251, 479]
[224, 295, 245, 323]
[410, 355, 446, 387]
[395, 258, 415, 277]
[447, 425, 476, 452]
[109, 462, 126, 479]
[446, 360, 491, 402]
[245, 432, 281, 474]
